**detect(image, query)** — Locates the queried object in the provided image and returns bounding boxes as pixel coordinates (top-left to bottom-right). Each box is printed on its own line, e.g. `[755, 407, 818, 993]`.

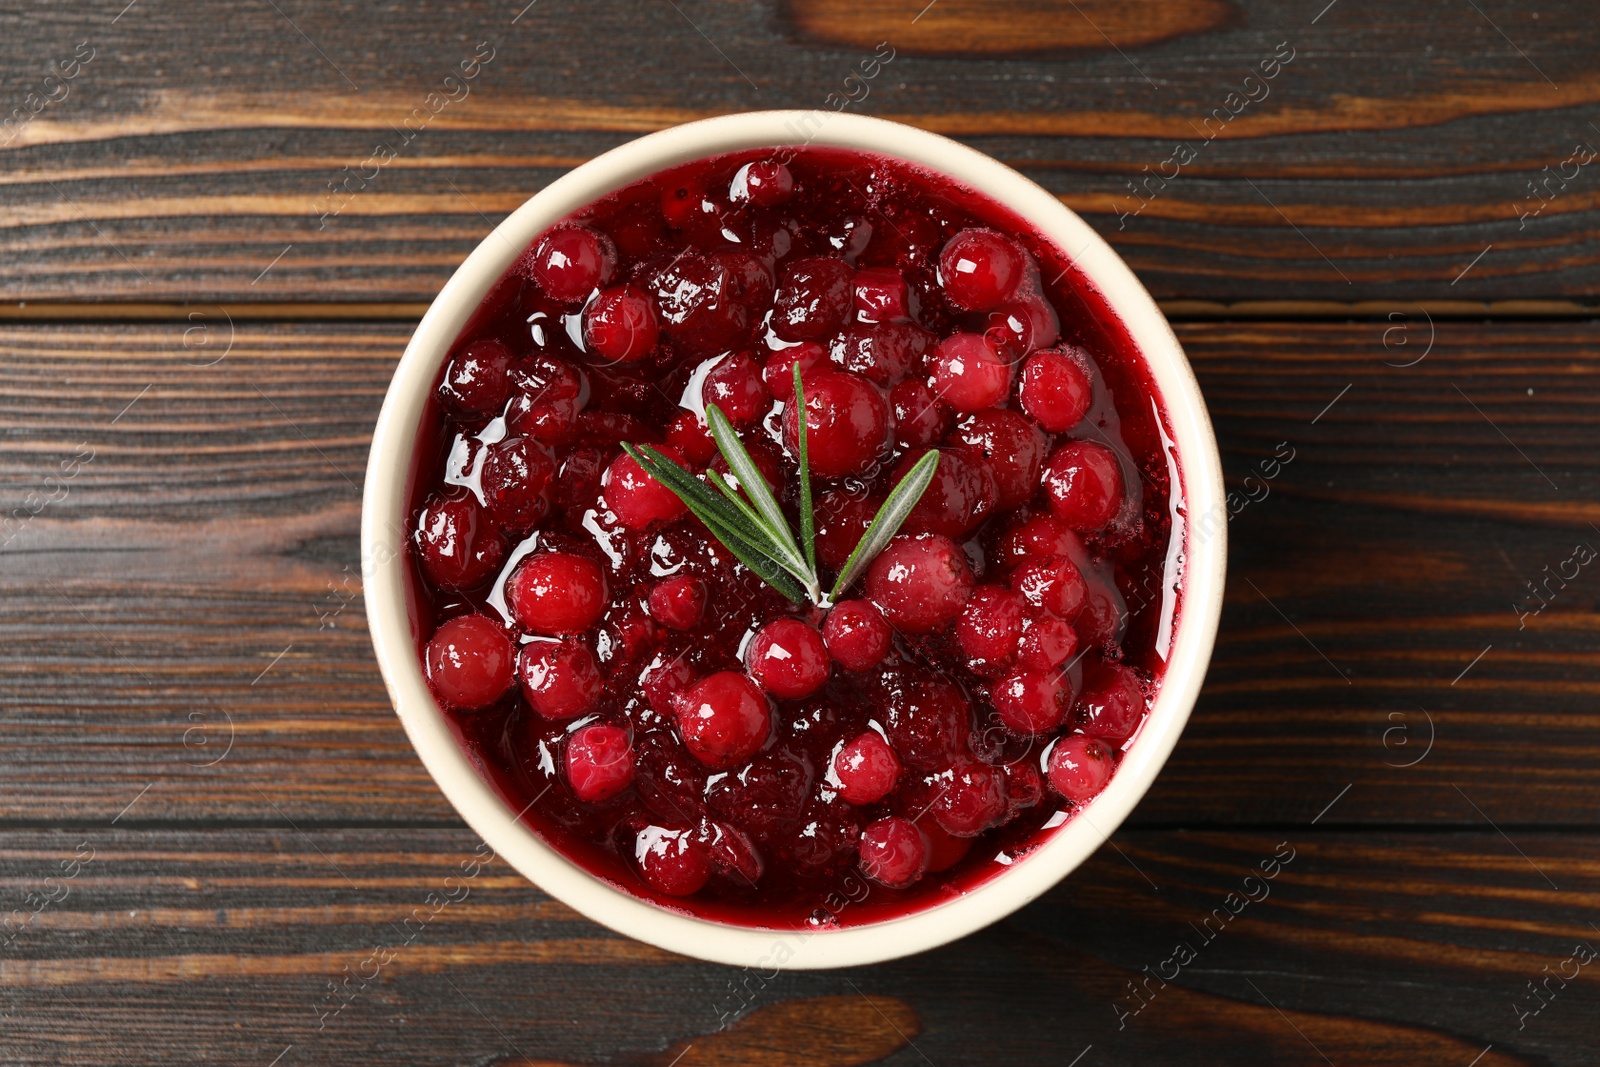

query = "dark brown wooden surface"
[2, 0, 1598, 1063]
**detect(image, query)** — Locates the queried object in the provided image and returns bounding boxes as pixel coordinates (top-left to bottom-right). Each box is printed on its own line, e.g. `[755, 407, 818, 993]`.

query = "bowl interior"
[362, 110, 1226, 969]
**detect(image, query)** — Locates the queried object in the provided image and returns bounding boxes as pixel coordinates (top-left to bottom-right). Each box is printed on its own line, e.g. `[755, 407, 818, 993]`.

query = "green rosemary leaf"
[703, 403, 810, 577]
[679, 495, 810, 605]
[829, 450, 941, 602]
[794, 362, 817, 579]
[706, 467, 809, 577]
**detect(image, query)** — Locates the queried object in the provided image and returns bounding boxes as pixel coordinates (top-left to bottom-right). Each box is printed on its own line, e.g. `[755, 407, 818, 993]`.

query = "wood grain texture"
[0, 827, 1593, 1065]
[0, 0, 1597, 302]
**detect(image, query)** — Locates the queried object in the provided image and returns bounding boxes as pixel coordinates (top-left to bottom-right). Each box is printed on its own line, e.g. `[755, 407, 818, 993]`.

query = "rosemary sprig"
[623, 369, 939, 609]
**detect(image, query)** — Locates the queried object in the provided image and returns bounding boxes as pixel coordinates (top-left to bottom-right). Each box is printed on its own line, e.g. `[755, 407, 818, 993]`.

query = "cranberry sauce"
[404, 146, 1184, 929]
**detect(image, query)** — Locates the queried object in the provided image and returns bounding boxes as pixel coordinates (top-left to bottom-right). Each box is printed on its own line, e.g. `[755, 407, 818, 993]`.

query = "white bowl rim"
[362, 109, 1226, 970]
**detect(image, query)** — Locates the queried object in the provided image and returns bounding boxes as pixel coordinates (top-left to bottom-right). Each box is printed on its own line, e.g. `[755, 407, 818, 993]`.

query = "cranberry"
[1042, 441, 1125, 531]
[955, 585, 1025, 668]
[732, 160, 794, 207]
[1002, 759, 1043, 812]
[879, 670, 972, 772]
[1017, 611, 1078, 671]
[438, 339, 513, 417]
[414, 490, 506, 591]
[994, 669, 1072, 736]
[1020, 349, 1093, 432]
[859, 817, 929, 888]
[931, 332, 1013, 412]
[639, 650, 697, 717]
[646, 576, 707, 630]
[746, 618, 831, 699]
[772, 256, 854, 342]
[555, 446, 607, 513]
[1011, 555, 1089, 620]
[633, 730, 707, 823]
[507, 357, 587, 444]
[1046, 734, 1114, 804]
[895, 447, 998, 539]
[519, 639, 603, 719]
[821, 599, 892, 672]
[889, 379, 952, 448]
[674, 671, 772, 770]
[953, 410, 1047, 512]
[939, 229, 1026, 311]
[782, 370, 890, 479]
[706, 746, 811, 842]
[930, 761, 1008, 837]
[702, 352, 772, 425]
[652, 252, 773, 353]
[864, 533, 974, 634]
[852, 268, 915, 324]
[565, 723, 634, 802]
[523, 225, 615, 303]
[584, 285, 659, 364]
[635, 825, 711, 896]
[506, 552, 608, 635]
[833, 730, 901, 805]
[987, 293, 1060, 355]
[698, 818, 764, 884]
[480, 436, 556, 533]
[424, 614, 514, 710]
[1077, 661, 1146, 745]
[602, 448, 688, 529]
[834, 321, 934, 387]
[813, 489, 880, 573]
[994, 514, 1085, 573]
[762, 342, 827, 399]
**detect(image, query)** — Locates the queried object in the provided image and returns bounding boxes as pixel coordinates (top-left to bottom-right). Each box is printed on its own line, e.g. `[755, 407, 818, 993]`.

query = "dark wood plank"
[0, 827, 1593, 1064]
[1, 320, 1597, 825]
[1, 0, 1598, 302]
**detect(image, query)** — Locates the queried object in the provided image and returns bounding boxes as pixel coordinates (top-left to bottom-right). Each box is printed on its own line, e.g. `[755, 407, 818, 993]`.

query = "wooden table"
[3, 1, 1597, 1063]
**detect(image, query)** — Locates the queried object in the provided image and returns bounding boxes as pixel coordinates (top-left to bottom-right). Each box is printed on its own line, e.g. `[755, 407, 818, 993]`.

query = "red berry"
[772, 256, 855, 342]
[565, 723, 635, 802]
[674, 671, 772, 770]
[523, 225, 616, 303]
[506, 357, 587, 444]
[762, 342, 827, 399]
[480, 436, 556, 533]
[414, 490, 506, 591]
[895, 447, 998, 539]
[889, 378, 952, 448]
[506, 552, 608, 635]
[993, 669, 1073, 736]
[930, 761, 1008, 837]
[813, 489, 881, 573]
[853, 268, 915, 324]
[879, 670, 973, 772]
[646, 576, 707, 630]
[864, 533, 974, 634]
[639, 650, 696, 717]
[994, 514, 1085, 573]
[438, 339, 513, 417]
[822, 599, 892, 672]
[732, 160, 794, 207]
[1010, 554, 1089, 620]
[664, 408, 718, 465]
[1046, 734, 1114, 804]
[584, 285, 658, 364]
[939, 228, 1026, 311]
[1042, 441, 1125, 531]
[782, 370, 890, 479]
[1020, 349, 1093, 432]
[697, 818, 764, 884]
[635, 825, 711, 896]
[424, 614, 514, 710]
[602, 448, 688, 529]
[653, 252, 773, 353]
[1002, 759, 1044, 812]
[519, 639, 603, 719]
[859, 817, 929, 888]
[702, 351, 772, 425]
[834, 321, 935, 387]
[987, 294, 1060, 354]
[1077, 661, 1146, 745]
[746, 618, 831, 699]
[922, 822, 972, 872]
[931, 332, 1013, 412]
[833, 730, 901, 805]
[1017, 611, 1078, 671]
[955, 585, 1025, 668]
[953, 409, 1047, 512]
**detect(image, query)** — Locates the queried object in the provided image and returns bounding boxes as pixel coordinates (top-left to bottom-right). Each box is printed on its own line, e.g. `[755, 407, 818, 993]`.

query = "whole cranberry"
[702, 351, 772, 425]
[518, 639, 603, 719]
[834, 321, 935, 387]
[994, 669, 1073, 736]
[782, 370, 890, 479]
[732, 160, 794, 207]
[931, 332, 1014, 412]
[1046, 734, 1114, 804]
[555, 446, 607, 513]
[414, 490, 506, 591]
[889, 379, 952, 448]
[706, 745, 811, 842]
[1042, 440, 1125, 531]
[821, 599, 892, 672]
[1002, 759, 1044, 812]
[652, 252, 773, 353]
[994, 513, 1085, 573]
[602, 448, 688, 529]
[987, 294, 1060, 355]
[833, 730, 901, 805]
[584, 285, 659, 364]
[639, 650, 697, 717]
[746, 618, 831, 699]
[879, 670, 972, 772]
[1017, 611, 1078, 671]
[480, 436, 556, 533]
[955, 585, 1025, 668]
[953, 409, 1047, 511]
[507, 357, 587, 444]
[1010, 554, 1089, 620]
[424, 614, 514, 710]
[565, 723, 634, 803]
[674, 671, 772, 770]
[1077, 661, 1146, 745]
[764, 342, 828, 400]
[895, 447, 998, 539]
[771, 256, 854, 343]
[438, 338, 513, 417]
[1020, 348, 1093, 432]
[930, 761, 1008, 837]
[523, 225, 616, 303]
[664, 410, 718, 466]
[647, 576, 707, 630]
[939, 229, 1026, 311]
[859, 817, 929, 888]
[634, 825, 711, 896]
[632, 729, 708, 823]
[813, 489, 881, 573]
[506, 552, 608, 635]
[852, 268, 916, 324]
[864, 533, 975, 634]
